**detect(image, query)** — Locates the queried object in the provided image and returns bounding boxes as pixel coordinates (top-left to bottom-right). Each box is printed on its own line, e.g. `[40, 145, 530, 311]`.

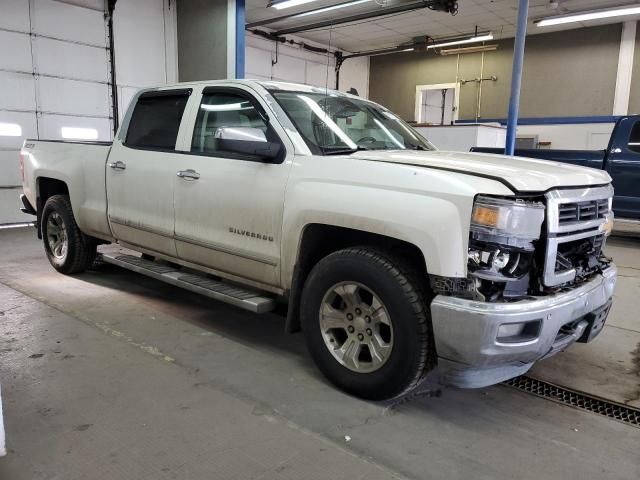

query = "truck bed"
[21, 138, 113, 240]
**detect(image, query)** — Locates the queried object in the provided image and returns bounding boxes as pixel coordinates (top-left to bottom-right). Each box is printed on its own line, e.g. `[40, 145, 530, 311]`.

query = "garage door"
[0, 0, 113, 224]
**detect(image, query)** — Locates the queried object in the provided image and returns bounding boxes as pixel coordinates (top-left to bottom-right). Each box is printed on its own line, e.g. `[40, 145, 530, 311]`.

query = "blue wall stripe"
[236, 0, 245, 79]
[456, 116, 622, 125]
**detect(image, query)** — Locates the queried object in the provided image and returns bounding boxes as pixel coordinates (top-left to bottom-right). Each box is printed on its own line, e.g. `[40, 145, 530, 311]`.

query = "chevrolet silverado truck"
[19, 80, 617, 400]
[472, 115, 640, 220]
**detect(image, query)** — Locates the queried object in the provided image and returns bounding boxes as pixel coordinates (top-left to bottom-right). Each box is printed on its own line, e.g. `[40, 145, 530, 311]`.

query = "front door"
[106, 89, 191, 256]
[173, 86, 292, 287]
[608, 117, 640, 219]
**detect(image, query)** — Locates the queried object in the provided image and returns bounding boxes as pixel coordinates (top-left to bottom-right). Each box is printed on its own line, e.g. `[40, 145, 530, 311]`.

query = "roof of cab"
[142, 79, 358, 98]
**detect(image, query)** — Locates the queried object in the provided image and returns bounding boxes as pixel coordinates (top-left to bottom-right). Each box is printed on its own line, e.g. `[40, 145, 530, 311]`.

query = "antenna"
[325, 25, 333, 94]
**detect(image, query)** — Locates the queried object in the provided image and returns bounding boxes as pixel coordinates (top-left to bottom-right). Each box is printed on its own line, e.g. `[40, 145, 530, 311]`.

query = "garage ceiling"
[246, 0, 640, 52]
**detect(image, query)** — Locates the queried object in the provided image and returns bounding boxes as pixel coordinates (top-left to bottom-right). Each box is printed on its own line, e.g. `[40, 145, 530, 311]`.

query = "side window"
[125, 92, 189, 150]
[628, 121, 640, 154]
[191, 92, 269, 155]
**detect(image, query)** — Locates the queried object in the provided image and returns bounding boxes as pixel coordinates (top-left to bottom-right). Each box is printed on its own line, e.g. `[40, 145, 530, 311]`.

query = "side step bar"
[100, 253, 276, 314]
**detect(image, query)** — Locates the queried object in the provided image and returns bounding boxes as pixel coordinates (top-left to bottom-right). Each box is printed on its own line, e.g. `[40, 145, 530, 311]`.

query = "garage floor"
[0, 227, 638, 480]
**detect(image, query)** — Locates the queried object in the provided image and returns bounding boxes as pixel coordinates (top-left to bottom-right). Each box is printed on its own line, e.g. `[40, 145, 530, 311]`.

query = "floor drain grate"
[503, 375, 640, 428]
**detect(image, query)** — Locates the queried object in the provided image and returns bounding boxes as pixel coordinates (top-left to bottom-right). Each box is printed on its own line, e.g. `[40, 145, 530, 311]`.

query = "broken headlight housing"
[468, 196, 545, 299]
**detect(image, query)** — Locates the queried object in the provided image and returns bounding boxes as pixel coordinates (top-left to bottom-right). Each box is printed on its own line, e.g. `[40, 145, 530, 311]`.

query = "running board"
[100, 253, 276, 313]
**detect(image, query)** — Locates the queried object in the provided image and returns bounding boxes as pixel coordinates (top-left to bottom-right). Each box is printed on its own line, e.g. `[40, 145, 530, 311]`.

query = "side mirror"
[214, 127, 281, 162]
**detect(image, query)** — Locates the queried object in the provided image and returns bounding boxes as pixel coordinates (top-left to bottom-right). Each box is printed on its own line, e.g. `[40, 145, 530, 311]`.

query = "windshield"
[271, 91, 436, 155]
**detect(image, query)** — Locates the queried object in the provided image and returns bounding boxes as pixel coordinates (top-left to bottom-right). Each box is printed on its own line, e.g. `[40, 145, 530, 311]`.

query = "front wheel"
[300, 247, 434, 400]
[41, 195, 96, 274]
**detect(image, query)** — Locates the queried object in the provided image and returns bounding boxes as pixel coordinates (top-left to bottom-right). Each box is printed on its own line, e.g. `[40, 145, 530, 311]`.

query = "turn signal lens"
[600, 212, 614, 237]
[470, 196, 545, 241]
[472, 205, 500, 228]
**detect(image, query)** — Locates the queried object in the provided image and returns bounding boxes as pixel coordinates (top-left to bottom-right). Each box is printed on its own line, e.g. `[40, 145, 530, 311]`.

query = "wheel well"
[36, 177, 69, 238]
[285, 224, 428, 332]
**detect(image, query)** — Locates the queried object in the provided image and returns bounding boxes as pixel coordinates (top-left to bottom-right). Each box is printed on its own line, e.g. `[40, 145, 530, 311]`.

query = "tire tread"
[339, 246, 434, 398]
[42, 195, 96, 274]
[302, 245, 435, 400]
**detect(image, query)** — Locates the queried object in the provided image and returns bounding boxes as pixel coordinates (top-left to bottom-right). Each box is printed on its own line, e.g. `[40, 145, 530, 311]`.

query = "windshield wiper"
[409, 144, 429, 150]
[321, 146, 370, 156]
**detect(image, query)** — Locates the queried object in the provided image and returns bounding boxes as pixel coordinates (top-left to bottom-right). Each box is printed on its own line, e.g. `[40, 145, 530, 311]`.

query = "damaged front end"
[432, 186, 614, 302]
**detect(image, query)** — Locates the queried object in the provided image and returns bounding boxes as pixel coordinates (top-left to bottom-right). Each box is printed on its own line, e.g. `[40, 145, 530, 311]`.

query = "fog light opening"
[497, 320, 541, 343]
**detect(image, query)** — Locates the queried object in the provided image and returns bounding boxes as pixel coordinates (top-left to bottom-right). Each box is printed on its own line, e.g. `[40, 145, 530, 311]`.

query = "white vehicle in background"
[19, 80, 616, 400]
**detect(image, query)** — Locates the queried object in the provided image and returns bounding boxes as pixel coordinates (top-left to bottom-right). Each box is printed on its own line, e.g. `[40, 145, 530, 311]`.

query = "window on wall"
[125, 92, 190, 150]
[628, 121, 640, 154]
[191, 92, 269, 156]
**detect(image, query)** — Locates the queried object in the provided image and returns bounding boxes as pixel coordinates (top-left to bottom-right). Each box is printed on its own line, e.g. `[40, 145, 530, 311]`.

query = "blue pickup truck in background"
[472, 115, 640, 220]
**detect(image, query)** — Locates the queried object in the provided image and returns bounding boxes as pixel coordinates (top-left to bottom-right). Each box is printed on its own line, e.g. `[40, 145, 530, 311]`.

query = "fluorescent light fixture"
[61, 127, 99, 140]
[294, 0, 371, 17]
[537, 5, 640, 26]
[369, 47, 414, 57]
[427, 33, 493, 49]
[271, 0, 322, 10]
[0, 122, 22, 137]
[440, 44, 498, 55]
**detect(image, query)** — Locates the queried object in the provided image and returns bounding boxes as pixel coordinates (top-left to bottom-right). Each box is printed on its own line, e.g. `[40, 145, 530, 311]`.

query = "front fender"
[281, 156, 515, 288]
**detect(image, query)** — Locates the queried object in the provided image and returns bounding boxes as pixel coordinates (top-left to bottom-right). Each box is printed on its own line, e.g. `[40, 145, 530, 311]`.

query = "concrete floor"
[0, 227, 638, 480]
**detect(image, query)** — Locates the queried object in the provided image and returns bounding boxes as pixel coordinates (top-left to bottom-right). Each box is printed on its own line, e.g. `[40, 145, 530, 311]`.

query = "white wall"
[0, 0, 112, 224]
[113, 0, 178, 122]
[245, 31, 336, 88]
[0, 0, 175, 224]
[339, 56, 369, 98]
[516, 123, 615, 150]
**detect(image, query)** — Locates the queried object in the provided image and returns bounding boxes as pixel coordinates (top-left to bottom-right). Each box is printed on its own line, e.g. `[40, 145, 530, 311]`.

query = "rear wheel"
[301, 247, 434, 400]
[41, 195, 96, 274]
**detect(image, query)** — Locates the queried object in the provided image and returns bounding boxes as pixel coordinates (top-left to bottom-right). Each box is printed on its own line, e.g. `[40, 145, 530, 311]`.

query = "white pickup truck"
[20, 80, 617, 400]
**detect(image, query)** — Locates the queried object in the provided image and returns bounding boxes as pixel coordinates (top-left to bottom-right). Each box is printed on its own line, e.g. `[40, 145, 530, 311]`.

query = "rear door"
[106, 89, 191, 256]
[607, 117, 640, 219]
[172, 85, 292, 287]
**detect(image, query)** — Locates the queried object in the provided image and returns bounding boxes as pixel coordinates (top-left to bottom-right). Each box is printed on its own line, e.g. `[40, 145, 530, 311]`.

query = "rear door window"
[628, 121, 640, 153]
[125, 90, 190, 150]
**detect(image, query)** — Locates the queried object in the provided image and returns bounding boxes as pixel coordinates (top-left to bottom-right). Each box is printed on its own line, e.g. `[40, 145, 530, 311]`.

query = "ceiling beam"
[271, 0, 450, 36]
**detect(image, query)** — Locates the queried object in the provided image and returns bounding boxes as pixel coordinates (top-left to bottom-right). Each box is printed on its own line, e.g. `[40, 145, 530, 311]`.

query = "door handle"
[177, 169, 200, 180]
[108, 160, 126, 170]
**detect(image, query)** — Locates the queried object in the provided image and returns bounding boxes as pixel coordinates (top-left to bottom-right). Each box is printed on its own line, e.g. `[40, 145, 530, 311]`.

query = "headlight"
[468, 196, 545, 290]
[471, 196, 545, 241]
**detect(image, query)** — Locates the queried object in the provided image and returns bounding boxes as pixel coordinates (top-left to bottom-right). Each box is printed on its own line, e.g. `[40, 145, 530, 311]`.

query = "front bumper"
[430, 265, 617, 388]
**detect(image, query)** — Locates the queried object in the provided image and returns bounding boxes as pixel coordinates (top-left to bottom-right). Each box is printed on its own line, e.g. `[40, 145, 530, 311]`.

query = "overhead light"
[293, 0, 371, 17]
[0, 122, 22, 137]
[440, 44, 498, 55]
[270, 0, 323, 10]
[61, 127, 98, 140]
[537, 5, 640, 26]
[369, 47, 414, 57]
[427, 33, 494, 49]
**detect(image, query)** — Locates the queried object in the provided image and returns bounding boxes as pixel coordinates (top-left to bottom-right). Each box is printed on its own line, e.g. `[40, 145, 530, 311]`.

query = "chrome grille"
[558, 199, 609, 225]
[543, 186, 613, 287]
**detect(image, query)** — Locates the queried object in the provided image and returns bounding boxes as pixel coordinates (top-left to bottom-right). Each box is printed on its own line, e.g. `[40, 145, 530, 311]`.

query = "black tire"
[301, 247, 434, 400]
[41, 194, 96, 274]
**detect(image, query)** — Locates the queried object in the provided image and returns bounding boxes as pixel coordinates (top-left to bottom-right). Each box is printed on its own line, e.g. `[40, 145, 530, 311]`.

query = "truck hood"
[351, 150, 612, 193]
